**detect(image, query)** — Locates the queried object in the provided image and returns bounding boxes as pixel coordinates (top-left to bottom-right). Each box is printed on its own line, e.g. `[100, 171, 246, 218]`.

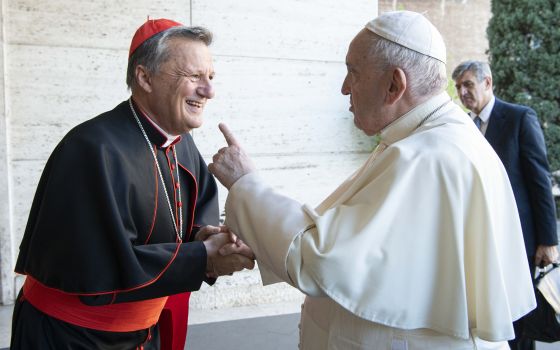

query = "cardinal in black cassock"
[11, 19, 228, 350]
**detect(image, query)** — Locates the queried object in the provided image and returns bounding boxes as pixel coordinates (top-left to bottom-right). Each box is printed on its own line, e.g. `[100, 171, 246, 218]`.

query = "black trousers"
[508, 318, 535, 350]
[508, 257, 537, 350]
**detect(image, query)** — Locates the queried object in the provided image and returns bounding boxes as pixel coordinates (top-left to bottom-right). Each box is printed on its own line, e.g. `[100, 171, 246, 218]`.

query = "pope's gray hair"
[451, 60, 492, 82]
[368, 34, 447, 99]
[126, 26, 213, 89]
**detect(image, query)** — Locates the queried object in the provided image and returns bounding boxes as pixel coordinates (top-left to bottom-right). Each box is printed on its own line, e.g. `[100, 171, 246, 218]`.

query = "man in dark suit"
[453, 60, 559, 350]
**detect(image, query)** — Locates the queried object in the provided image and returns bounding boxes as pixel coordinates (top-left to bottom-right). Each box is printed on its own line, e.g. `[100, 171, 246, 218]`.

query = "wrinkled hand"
[535, 244, 559, 267]
[196, 225, 254, 259]
[208, 123, 256, 189]
[202, 230, 255, 278]
[195, 224, 227, 241]
[219, 235, 255, 260]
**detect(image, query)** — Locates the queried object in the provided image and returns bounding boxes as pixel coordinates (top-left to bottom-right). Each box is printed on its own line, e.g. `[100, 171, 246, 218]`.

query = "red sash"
[159, 292, 191, 350]
[23, 276, 167, 332]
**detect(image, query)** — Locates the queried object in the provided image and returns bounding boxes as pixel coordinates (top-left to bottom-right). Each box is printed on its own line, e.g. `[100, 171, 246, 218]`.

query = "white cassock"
[224, 92, 536, 350]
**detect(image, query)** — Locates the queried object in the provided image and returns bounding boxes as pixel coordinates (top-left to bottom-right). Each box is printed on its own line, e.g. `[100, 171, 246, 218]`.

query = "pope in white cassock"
[209, 11, 536, 350]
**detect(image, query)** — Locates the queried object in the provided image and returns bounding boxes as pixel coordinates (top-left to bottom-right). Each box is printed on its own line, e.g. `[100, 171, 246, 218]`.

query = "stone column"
[0, 0, 14, 305]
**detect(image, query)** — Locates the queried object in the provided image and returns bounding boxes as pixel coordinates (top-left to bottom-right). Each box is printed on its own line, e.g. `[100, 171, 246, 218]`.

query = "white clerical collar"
[469, 96, 495, 124]
[132, 100, 181, 148]
[379, 92, 451, 145]
[142, 115, 181, 148]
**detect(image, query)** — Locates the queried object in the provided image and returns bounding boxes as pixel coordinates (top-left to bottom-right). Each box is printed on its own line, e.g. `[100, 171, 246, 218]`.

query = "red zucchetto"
[129, 18, 183, 57]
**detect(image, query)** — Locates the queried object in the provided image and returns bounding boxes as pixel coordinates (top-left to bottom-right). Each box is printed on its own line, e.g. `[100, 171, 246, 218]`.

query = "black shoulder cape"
[15, 100, 219, 302]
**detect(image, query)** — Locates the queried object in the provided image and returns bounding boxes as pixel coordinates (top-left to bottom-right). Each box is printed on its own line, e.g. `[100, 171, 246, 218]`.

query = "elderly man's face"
[454, 70, 492, 115]
[148, 38, 215, 134]
[341, 30, 393, 136]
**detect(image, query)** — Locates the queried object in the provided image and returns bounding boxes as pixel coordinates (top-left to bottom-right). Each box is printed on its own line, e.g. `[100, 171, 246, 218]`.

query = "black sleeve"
[17, 128, 209, 298]
[80, 241, 207, 305]
[519, 109, 558, 246]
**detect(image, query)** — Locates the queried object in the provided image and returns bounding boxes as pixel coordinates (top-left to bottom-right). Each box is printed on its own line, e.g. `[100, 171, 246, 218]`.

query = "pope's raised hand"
[208, 123, 256, 189]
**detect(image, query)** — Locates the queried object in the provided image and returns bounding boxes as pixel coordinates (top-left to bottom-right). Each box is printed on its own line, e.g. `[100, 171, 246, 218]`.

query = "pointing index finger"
[219, 123, 239, 146]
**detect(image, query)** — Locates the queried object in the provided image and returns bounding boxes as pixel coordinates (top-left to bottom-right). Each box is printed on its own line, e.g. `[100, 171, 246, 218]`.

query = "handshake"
[196, 225, 255, 278]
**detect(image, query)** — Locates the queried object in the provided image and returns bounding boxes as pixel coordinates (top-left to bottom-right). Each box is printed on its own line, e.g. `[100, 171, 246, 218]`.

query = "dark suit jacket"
[485, 98, 558, 260]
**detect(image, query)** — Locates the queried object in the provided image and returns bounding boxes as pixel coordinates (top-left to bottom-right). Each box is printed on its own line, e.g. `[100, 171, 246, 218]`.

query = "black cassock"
[11, 100, 219, 349]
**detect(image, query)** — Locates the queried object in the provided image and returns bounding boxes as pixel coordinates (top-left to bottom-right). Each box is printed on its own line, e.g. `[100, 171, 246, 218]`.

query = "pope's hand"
[202, 230, 255, 278]
[208, 123, 256, 189]
[219, 235, 254, 260]
[194, 224, 226, 241]
[195, 225, 255, 260]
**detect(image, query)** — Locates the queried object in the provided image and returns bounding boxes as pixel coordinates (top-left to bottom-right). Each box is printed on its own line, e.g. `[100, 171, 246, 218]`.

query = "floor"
[188, 313, 299, 349]
[1, 303, 560, 349]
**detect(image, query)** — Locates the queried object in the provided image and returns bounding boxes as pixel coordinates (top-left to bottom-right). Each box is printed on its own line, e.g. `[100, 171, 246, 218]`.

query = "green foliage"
[488, 0, 560, 170]
[446, 78, 458, 102]
[446, 78, 469, 112]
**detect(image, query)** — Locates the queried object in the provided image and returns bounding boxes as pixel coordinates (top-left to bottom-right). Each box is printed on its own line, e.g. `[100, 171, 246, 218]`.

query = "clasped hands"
[196, 225, 255, 278]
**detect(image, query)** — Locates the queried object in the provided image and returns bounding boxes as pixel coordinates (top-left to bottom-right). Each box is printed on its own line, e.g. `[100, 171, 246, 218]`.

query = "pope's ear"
[386, 67, 406, 104]
[135, 65, 153, 93]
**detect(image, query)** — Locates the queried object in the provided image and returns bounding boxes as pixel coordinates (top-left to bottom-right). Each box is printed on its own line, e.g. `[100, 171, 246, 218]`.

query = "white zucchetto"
[365, 11, 447, 64]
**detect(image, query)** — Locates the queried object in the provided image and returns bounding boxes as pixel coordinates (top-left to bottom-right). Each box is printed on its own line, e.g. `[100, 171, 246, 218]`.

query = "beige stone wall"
[0, 0, 377, 309]
[0, 0, 492, 312]
[0, 0, 12, 305]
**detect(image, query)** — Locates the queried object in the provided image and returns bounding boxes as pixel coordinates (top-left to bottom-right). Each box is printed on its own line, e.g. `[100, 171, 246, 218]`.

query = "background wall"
[0, 0, 377, 308]
[0, 0, 491, 313]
